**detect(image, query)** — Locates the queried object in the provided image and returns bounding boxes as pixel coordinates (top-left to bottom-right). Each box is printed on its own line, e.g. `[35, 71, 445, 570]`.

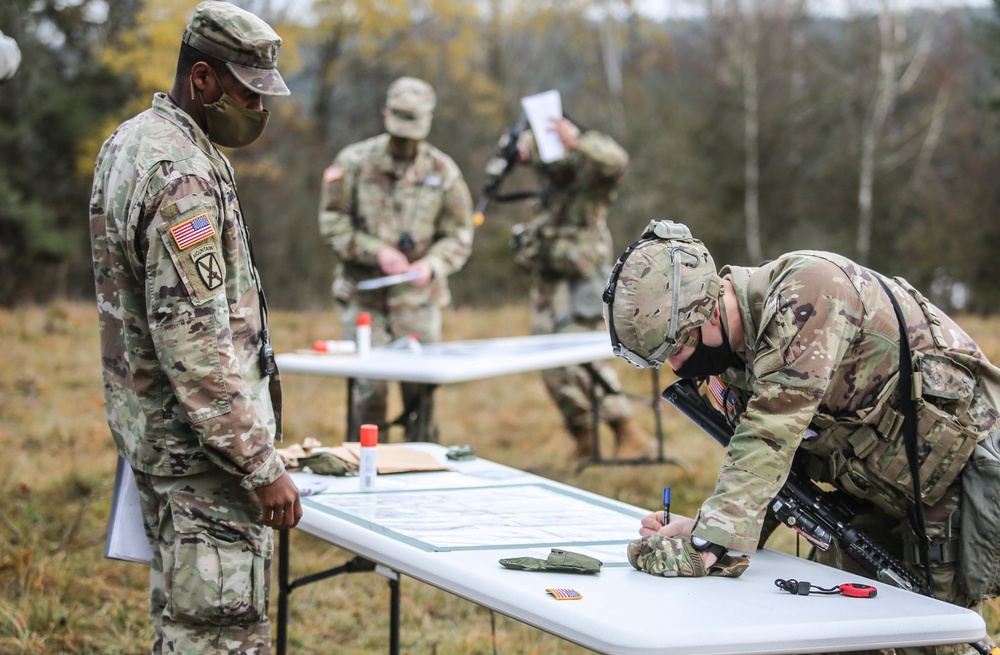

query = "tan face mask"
[192, 72, 269, 148]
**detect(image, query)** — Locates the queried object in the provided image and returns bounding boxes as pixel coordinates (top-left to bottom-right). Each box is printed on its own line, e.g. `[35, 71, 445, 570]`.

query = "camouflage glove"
[298, 451, 350, 476]
[627, 534, 749, 578]
[499, 548, 603, 574]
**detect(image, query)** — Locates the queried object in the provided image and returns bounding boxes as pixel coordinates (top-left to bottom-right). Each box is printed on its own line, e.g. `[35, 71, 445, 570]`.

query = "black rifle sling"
[876, 275, 933, 596]
[492, 191, 538, 203]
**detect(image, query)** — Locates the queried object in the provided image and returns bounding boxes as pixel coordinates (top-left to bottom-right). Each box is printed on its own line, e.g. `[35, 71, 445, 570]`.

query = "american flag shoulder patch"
[170, 213, 216, 250]
[323, 164, 344, 183]
[545, 588, 582, 601]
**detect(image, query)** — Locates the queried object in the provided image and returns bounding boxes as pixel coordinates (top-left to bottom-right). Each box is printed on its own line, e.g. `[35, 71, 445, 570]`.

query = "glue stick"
[359, 423, 378, 491]
[356, 312, 372, 357]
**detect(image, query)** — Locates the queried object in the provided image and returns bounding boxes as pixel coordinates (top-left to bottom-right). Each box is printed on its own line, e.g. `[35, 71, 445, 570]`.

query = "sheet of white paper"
[105, 456, 152, 564]
[356, 270, 421, 290]
[521, 90, 564, 163]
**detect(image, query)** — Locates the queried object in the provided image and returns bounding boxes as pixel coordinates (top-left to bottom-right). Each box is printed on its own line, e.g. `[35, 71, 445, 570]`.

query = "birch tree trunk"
[599, 0, 628, 135]
[742, 7, 763, 263]
[855, 0, 935, 264]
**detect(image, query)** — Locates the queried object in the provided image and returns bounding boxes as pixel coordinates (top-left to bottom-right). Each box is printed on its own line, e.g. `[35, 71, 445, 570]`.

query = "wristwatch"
[691, 536, 728, 561]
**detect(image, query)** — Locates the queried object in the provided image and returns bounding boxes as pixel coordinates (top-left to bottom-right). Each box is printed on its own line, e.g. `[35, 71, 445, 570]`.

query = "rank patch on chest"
[170, 213, 216, 250]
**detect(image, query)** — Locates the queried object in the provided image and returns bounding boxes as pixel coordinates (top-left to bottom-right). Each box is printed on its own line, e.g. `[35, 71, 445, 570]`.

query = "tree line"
[2, 0, 1000, 313]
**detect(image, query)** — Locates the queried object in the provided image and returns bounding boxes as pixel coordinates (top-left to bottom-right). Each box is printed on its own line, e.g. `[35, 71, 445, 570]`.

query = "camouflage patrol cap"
[384, 77, 436, 140]
[603, 220, 721, 368]
[183, 1, 290, 97]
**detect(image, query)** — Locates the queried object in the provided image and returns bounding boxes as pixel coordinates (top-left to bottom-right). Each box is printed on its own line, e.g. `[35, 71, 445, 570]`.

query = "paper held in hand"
[105, 455, 153, 564]
[520, 90, 565, 163]
[356, 270, 421, 291]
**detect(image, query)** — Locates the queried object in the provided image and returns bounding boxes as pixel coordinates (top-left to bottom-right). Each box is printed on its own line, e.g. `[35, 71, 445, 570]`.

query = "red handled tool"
[775, 578, 877, 598]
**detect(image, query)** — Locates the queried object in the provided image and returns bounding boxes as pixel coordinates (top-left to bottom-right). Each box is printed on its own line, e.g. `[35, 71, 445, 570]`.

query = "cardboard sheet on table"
[334, 443, 451, 474]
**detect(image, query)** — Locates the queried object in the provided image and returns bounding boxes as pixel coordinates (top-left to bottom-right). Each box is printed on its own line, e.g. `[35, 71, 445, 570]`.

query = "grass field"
[0, 302, 997, 654]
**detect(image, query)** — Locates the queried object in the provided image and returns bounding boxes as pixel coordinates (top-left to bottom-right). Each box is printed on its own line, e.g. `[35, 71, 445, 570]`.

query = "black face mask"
[672, 337, 737, 379]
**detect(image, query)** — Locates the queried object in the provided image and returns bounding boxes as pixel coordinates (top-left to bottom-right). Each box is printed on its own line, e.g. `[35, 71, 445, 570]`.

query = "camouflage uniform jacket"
[525, 130, 628, 280]
[90, 92, 285, 490]
[318, 133, 473, 311]
[692, 251, 1000, 551]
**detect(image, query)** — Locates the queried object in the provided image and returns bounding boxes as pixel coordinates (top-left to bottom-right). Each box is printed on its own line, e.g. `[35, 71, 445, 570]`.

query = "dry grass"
[0, 301, 997, 654]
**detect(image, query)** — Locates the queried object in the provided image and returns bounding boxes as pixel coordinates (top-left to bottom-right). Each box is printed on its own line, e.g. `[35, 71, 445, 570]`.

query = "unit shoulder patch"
[190, 242, 224, 291]
[158, 205, 225, 306]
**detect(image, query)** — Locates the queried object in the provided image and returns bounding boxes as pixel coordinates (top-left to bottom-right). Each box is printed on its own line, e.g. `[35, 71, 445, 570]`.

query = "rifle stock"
[662, 377, 924, 594]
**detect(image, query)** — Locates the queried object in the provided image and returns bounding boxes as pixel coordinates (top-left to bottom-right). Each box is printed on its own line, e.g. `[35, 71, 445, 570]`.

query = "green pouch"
[499, 548, 603, 574]
[959, 437, 1000, 599]
[298, 452, 350, 476]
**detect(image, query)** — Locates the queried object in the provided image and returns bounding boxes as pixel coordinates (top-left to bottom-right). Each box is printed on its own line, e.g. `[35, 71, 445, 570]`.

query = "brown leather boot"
[569, 425, 597, 459]
[612, 418, 657, 459]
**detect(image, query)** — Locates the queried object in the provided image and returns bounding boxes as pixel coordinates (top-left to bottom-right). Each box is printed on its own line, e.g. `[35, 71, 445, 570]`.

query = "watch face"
[691, 536, 710, 549]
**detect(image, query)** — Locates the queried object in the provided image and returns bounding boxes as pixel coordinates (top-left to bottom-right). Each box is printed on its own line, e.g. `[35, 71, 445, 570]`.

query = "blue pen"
[662, 486, 671, 527]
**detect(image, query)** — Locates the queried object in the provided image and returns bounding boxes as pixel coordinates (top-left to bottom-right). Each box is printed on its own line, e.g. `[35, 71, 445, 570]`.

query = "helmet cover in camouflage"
[384, 77, 436, 140]
[183, 1, 289, 97]
[604, 220, 721, 368]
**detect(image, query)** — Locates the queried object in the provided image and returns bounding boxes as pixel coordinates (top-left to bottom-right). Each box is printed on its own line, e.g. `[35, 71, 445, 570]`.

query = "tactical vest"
[743, 257, 983, 518]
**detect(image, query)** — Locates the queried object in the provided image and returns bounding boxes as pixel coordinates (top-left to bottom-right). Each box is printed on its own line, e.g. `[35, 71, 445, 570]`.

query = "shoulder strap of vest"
[876, 275, 933, 596]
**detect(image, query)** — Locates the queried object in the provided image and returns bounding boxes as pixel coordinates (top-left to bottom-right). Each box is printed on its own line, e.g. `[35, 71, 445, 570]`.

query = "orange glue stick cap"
[357, 312, 372, 327]
[360, 424, 379, 447]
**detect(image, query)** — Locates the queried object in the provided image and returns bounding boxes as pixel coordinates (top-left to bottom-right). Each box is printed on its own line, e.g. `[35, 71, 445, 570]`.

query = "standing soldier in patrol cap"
[319, 76, 474, 441]
[605, 220, 1000, 654]
[511, 116, 656, 461]
[89, 2, 301, 653]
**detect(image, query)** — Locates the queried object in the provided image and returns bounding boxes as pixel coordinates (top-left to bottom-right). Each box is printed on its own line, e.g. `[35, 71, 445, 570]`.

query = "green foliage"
[4, 0, 1000, 312]
[0, 0, 138, 305]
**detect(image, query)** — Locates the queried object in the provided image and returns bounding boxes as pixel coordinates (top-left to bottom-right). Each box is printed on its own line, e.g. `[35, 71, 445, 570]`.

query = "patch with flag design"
[323, 164, 344, 183]
[545, 588, 582, 601]
[170, 213, 216, 250]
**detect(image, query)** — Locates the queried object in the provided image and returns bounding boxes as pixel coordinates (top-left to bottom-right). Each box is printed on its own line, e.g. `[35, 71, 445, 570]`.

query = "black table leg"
[277, 529, 289, 655]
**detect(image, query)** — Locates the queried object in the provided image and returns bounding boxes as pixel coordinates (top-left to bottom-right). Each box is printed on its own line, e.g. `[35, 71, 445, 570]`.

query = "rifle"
[472, 115, 531, 227]
[662, 377, 925, 595]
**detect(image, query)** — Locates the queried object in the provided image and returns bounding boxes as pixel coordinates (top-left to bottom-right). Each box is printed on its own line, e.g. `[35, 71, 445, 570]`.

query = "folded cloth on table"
[500, 548, 603, 574]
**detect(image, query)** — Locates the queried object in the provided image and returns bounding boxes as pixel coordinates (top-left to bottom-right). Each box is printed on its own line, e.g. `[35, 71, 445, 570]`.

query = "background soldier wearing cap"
[510, 116, 655, 461]
[319, 76, 474, 441]
[89, 2, 301, 652]
[605, 221, 1000, 653]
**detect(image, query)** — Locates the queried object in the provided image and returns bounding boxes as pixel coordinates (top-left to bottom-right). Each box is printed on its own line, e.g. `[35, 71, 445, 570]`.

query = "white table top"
[291, 444, 987, 655]
[276, 331, 615, 384]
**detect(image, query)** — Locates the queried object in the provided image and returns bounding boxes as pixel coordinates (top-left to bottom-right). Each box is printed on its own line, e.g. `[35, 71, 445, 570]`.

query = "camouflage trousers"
[132, 467, 273, 655]
[812, 481, 995, 655]
[530, 276, 633, 430]
[339, 300, 442, 441]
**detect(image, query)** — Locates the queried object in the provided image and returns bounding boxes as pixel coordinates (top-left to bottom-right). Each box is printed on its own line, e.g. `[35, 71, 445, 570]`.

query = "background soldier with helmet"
[604, 220, 1000, 655]
[511, 116, 656, 461]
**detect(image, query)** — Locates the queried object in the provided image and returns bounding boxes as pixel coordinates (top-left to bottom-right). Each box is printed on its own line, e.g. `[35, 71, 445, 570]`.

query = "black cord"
[775, 578, 841, 595]
[775, 578, 877, 598]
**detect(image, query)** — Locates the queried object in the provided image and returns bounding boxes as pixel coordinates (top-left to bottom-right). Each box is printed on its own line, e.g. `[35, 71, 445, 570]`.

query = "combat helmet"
[603, 220, 721, 368]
